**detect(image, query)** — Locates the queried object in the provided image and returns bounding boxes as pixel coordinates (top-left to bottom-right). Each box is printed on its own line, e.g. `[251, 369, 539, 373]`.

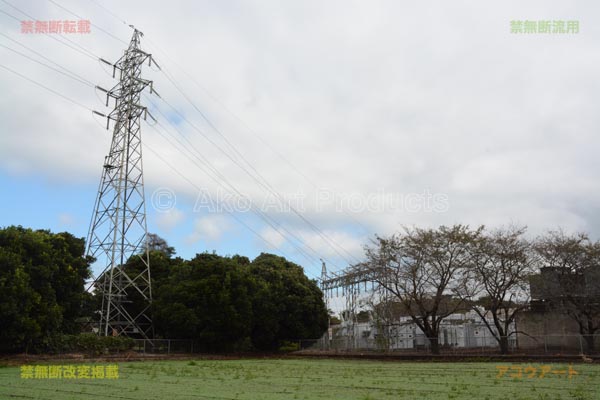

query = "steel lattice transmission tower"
[87, 29, 158, 339]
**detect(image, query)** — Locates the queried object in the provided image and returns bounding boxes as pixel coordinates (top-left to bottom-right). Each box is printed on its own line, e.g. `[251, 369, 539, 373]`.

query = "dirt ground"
[1, 350, 596, 365]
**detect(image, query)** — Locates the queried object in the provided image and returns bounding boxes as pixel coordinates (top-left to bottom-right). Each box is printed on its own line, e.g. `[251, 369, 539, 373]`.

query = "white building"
[332, 309, 515, 351]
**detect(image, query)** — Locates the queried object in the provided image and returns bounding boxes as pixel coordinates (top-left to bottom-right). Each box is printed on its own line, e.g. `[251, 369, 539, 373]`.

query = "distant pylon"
[86, 29, 159, 339]
[320, 259, 328, 310]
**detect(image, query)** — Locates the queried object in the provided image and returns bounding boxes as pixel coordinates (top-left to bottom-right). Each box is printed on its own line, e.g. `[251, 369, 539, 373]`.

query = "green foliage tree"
[114, 242, 185, 332]
[151, 252, 327, 351]
[0, 226, 91, 353]
[249, 253, 329, 350]
[0, 226, 326, 353]
[153, 253, 255, 351]
[145, 233, 176, 257]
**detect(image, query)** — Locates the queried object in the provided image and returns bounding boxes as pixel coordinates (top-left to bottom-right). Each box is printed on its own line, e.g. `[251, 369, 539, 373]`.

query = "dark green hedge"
[45, 333, 134, 355]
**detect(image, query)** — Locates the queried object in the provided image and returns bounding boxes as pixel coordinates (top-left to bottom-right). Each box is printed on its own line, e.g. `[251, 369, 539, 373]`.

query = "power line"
[0, 34, 94, 87]
[0, 62, 91, 111]
[0, 2, 99, 61]
[0, 17, 326, 274]
[0, 36, 326, 277]
[150, 122, 320, 267]
[81, 0, 369, 267]
[46, 0, 128, 46]
[0, 3, 355, 273]
[142, 138, 321, 280]
[87, 0, 128, 26]
[0, 19, 329, 280]
[151, 94, 347, 267]
[144, 35, 373, 236]
[157, 70, 361, 266]
[28, 0, 347, 267]
[146, 108, 326, 268]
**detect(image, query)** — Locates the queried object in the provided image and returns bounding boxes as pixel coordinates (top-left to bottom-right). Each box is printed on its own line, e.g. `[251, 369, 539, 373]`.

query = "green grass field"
[0, 358, 598, 400]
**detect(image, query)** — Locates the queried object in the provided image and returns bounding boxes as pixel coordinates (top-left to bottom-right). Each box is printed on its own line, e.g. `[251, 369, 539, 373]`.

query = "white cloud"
[260, 226, 286, 250]
[297, 229, 366, 263]
[186, 215, 231, 244]
[2, 0, 600, 270]
[154, 207, 185, 232]
[58, 212, 75, 226]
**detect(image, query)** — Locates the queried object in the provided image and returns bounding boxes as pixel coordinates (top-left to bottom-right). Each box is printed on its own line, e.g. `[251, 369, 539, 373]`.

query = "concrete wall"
[516, 311, 581, 350]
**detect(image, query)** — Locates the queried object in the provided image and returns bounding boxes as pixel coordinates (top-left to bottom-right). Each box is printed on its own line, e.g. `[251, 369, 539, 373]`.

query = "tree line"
[3, 224, 597, 355]
[0, 227, 328, 353]
[353, 225, 600, 354]
[0, 226, 92, 353]
[140, 249, 328, 352]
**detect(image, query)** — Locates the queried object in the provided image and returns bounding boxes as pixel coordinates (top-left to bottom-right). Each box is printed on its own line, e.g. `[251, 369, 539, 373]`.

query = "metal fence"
[124, 334, 599, 355]
[295, 334, 600, 355]
[132, 339, 195, 354]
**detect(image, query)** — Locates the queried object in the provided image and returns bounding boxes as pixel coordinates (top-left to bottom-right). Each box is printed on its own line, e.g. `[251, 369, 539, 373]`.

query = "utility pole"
[87, 28, 158, 339]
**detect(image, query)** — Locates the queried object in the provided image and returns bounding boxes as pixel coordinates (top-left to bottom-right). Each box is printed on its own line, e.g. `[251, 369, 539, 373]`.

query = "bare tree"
[366, 289, 398, 351]
[533, 230, 600, 353]
[460, 226, 534, 354]
[355, 225, 482, 354]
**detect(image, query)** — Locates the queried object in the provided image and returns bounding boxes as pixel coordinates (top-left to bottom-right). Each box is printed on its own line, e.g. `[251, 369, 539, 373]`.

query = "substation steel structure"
[86, 29, 159, 339]
[320, 263, 391, 349]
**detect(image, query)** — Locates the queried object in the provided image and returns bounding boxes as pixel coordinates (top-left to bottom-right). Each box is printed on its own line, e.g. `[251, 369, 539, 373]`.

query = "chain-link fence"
[124, 334, 599, 355]
[132, 339, 195, 354]
[295, 334, 600, 355]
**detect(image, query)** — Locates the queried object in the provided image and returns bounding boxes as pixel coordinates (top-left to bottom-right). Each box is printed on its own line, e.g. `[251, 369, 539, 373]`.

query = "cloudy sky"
[1, 0, 599, 280]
